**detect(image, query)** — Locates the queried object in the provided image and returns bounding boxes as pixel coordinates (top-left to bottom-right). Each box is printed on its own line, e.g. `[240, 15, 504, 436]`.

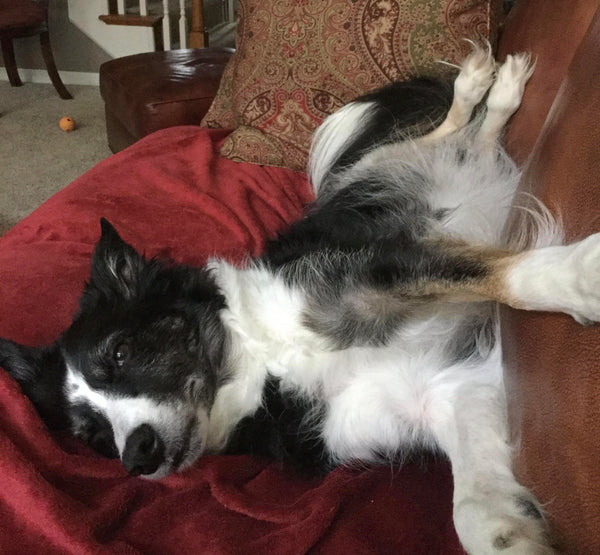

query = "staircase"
[100, 0, 236, 52]
[68, 1, 235, 61]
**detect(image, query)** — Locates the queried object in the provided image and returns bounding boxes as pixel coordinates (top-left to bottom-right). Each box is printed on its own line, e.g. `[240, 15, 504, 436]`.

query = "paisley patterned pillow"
[201, 0, 503, 171]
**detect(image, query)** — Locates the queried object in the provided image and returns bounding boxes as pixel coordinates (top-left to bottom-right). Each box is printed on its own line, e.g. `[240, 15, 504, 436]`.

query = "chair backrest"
[0, 0, 48, 33]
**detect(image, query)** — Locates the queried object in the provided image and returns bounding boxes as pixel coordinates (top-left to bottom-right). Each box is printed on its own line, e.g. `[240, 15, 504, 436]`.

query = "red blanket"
[0, 127, 462, 553]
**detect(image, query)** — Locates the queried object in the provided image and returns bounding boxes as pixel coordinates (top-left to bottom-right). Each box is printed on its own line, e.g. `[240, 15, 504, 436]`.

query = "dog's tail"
[308, 101, 376, 195]
[308, 78, 453, 195]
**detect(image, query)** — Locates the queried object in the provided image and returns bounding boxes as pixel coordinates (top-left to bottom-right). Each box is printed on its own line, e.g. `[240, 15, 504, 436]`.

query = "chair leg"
[39, 30, 72, 100]
[1, 37, 23, 87]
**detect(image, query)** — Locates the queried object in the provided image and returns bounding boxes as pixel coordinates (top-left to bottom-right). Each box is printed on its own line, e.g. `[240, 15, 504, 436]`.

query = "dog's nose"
[122, 424, 165, 476]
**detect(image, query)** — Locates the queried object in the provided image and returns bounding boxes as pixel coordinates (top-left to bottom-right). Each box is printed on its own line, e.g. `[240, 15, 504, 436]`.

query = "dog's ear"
[0, 338, 68, 429]
[89, 218, 147, 301]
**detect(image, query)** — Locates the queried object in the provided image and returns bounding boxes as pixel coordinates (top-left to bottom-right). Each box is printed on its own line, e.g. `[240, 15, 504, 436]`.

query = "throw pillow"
[202, 0, 503, 171]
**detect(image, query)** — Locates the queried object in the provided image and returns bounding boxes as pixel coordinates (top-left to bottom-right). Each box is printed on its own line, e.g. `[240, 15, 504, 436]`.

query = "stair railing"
[103, 0, 205, 50]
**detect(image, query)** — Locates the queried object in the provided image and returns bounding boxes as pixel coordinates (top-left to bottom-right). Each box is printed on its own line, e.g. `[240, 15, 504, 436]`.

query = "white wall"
[0, 0, 154, 85]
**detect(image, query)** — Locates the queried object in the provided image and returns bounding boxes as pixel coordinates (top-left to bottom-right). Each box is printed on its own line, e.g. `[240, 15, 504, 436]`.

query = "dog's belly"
[318, 345, 445, 462]
[423, 142, 521, 246]
[212, 260, 502, 463]
[273, 305, 502, 464]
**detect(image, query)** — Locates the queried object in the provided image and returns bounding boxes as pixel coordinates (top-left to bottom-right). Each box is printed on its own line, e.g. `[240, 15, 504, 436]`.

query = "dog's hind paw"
[486, 53, 535, 116]
[454, 41, 496, 109]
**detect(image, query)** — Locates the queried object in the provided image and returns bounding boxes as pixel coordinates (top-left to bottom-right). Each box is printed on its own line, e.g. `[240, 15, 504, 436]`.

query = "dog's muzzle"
[122, 423, 166, 476]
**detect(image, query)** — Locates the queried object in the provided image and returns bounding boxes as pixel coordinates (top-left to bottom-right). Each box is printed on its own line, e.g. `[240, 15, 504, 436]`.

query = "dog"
[5, 45, 598, 553]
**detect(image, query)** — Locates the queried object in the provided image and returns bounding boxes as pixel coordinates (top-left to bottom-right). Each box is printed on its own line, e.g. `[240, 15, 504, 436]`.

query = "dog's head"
[0, 219, 227, 478]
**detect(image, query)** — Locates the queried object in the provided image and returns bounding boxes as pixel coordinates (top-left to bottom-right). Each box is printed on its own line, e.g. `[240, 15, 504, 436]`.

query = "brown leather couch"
[499, 1, 600, 553]
[99, 2, 600, 551]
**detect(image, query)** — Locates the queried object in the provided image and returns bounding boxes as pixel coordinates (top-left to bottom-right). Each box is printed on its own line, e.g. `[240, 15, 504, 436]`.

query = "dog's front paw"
[454, 490, 555, 555]
[510, 232, 600, 325]
[565, 233, 600, 324]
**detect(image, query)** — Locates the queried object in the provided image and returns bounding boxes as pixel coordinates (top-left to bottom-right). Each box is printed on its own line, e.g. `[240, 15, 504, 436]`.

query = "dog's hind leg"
[476, 53, 535, 145]
[420, 43, 496, 144]
[427, 356, 555, 554]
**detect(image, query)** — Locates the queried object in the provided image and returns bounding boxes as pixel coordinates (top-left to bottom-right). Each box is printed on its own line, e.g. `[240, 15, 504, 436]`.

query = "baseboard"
[0, 68, 99, 86]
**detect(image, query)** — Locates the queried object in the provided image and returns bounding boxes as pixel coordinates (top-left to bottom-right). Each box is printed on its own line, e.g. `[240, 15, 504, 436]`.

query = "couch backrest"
[499, 1, 600, 552]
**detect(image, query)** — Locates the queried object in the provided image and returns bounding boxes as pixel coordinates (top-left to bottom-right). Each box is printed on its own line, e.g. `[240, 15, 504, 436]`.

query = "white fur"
[421, 42, 495, 143]
[308, 101, 376, 194]
[65, 366, 207, 478]
[209, 260, 552, 552]
[507, 233, 600, 324]
[206, 259, 331, 451]
[477, 53, 535, 144]
[204, 47, 559, 554]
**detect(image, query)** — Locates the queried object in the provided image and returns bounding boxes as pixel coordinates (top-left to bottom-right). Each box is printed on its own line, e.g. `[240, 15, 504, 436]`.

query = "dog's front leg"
[501, 233, 600, 324]
[427, 362, 555, 554]
[300, 235, 600, 349]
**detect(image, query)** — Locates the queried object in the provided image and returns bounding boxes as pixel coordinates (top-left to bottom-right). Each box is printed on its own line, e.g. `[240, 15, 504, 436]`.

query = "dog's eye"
[114, 342, 130, 367]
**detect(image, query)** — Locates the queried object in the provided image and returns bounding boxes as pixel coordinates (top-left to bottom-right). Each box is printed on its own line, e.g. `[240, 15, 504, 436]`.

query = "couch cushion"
[0, 127, 463, 553]
[201, 0, 504, 171]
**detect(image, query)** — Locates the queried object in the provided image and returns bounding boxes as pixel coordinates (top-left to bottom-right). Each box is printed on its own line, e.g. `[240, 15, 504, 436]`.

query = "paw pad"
[516, 496, 544, 520]
[493, 532, 516, 549]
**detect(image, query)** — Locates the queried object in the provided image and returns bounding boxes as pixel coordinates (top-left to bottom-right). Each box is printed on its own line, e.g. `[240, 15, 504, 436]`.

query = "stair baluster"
[162, 0, 171, 50]
[179, 0, 188, 48]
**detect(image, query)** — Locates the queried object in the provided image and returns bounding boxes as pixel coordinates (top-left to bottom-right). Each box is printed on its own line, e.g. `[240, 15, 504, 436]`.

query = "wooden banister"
[189, 0, 208, 48]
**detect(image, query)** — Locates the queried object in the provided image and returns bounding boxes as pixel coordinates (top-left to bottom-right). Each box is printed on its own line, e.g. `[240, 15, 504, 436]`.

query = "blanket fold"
[0, 128, 461, 554]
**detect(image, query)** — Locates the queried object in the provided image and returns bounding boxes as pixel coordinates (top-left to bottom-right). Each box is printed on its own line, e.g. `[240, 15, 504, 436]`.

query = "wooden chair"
[0, 0, 72, 99]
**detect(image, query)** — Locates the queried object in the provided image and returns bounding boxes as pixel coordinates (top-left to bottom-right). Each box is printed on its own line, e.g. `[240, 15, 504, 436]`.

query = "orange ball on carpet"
[59, 116, 76, 132]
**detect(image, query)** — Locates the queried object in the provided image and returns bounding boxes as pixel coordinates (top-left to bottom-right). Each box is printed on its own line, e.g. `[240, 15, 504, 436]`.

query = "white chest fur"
[206, 260, 501, 463]
[206, 260, 328, 451]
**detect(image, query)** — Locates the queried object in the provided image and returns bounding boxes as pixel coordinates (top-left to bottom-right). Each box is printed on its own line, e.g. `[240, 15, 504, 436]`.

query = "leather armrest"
[499, 1, 600, 552]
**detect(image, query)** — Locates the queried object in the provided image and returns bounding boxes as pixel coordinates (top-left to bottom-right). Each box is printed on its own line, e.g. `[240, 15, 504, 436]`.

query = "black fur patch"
[262, 177, 429, 270]
[70, 402, 119, 458]
[61, 219, 227, 403]
[0, 338, 68, 429]
[225, 375, 332, 476]
[516, 496, 543, 520]
[333, 78, 453, 172]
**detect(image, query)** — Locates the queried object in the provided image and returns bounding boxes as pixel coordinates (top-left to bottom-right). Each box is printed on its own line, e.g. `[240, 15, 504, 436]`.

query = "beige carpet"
[0, 81, 112, 235]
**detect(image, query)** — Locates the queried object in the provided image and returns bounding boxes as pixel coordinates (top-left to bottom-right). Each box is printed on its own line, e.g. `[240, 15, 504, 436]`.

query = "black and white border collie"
[5, 45, 597, 553]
